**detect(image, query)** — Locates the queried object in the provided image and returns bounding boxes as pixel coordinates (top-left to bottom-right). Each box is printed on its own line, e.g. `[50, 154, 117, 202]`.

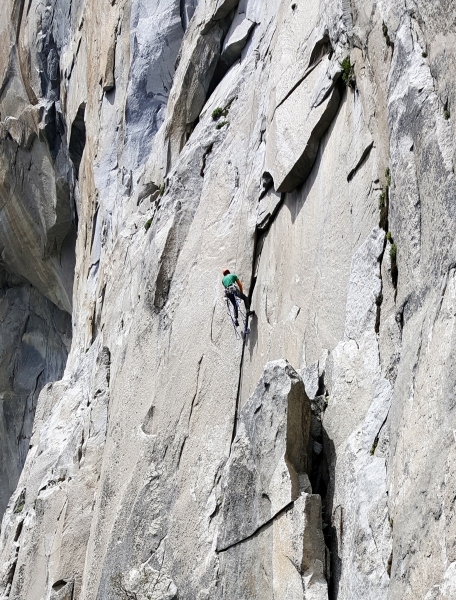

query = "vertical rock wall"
[0, 270, 71, 519]
[0, 0, 455, 599]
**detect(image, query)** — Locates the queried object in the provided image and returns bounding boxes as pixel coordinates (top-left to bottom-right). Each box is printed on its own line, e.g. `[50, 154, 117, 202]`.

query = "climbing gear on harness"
[225, 284, 239, 295]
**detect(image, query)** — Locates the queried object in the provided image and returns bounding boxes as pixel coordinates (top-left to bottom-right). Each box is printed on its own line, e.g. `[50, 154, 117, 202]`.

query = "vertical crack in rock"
[180, 0, 198, 33]
[230, 334, 246, 446]
[177, 354, 204, 467]
[199, 143, 213, 177]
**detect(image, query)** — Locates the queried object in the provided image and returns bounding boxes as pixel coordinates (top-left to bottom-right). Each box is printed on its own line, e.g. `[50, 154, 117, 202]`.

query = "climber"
[222, 269, 253, 327]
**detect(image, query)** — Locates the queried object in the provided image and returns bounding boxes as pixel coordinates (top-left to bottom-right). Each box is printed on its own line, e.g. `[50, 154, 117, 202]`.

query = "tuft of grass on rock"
[390, 242, 397, 261]
[370, 438, 379, 456]
[216, 120, 229, 130]
[385, 167, 391, 187]
[341, 57, 355, 87]
[444, 109, 451, 120]
[14, 500, 25, 514]
[144, 218, 153, 231]
[13, 490, 26, 514]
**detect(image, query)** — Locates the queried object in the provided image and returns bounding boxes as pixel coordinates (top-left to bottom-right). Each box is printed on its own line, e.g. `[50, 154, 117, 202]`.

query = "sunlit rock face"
[1, 0, 456, 599]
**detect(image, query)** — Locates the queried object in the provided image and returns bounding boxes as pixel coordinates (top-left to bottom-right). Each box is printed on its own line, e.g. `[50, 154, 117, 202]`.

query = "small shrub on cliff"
[144, 218, 153, 231]
[216, 120, 229, 130]
[341, 57, 355, 87]
[212, 107, 228, 121]
[444, 109, 451, 120]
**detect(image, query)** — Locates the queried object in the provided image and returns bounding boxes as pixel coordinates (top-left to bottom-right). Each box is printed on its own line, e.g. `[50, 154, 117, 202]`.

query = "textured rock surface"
[217, 360, 312, 550]
[0, 0, 456, 598]
[217, 360, 327, 599]
[0, 269, 71, 519]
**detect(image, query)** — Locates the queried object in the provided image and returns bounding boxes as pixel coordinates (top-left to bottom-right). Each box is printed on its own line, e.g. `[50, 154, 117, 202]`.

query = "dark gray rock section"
[0, 269, 71, 519]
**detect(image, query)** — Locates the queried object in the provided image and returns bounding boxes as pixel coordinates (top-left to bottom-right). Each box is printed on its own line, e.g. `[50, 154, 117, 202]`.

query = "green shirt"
[222, 273, 239, 288]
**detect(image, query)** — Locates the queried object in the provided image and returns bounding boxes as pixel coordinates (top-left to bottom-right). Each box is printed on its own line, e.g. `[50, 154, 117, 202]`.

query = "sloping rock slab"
[216, 359, 311, 551]
[221, 12, 255, 68]
[265, 57, 341, 193]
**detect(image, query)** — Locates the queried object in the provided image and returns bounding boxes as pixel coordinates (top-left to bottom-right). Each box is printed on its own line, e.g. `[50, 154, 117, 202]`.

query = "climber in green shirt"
[222, 269, 252, 327]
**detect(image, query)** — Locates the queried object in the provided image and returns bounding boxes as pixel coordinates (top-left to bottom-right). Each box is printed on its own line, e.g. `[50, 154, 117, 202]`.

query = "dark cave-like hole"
[308, 34, 332, 69]
[69, 103, 86, 178]
[52, 580, 68, 591]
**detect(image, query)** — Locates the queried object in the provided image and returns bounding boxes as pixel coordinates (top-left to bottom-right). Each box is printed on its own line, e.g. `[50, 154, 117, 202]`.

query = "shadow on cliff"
[319, 426, 341, 599]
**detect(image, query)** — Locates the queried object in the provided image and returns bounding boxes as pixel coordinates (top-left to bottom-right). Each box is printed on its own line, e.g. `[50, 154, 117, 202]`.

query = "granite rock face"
[217, 359, 311, 549]
[0, 0, 456, 599]
[0, 270, 71, 520]
[216, 360, 327, 599]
